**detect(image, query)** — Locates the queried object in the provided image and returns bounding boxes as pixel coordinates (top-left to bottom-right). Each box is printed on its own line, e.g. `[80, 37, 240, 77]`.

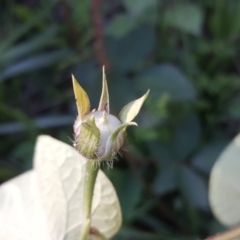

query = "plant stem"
[205, 226, 240, 240]
[79, 160, 99, 240]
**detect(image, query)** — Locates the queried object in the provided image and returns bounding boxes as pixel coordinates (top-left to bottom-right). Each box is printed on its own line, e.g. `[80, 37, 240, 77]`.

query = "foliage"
[0, 136, 121, 239]
[1, 0, 240, 239]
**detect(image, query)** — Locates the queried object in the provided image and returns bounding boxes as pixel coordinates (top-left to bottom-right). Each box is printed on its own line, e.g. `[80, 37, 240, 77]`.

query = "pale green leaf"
[119, 90, 150, 123]
[209, 132, 240, 226]
[0, 135, 122, 239]
[0, 171, 51, 240]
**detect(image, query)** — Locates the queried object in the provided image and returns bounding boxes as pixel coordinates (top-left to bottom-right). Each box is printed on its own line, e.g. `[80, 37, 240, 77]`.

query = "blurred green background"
[1, 0, 240, 239]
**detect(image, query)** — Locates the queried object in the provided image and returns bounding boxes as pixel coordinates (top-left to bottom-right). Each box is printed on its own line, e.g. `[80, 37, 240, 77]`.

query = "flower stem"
[79, 160, 99, 240]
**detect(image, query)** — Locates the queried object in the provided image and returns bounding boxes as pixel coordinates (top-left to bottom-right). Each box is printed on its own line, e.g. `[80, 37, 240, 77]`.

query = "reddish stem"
[91, 0, 110, 70]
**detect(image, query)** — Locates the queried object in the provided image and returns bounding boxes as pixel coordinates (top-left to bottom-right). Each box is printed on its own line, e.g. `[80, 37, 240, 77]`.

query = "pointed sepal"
[98, 66, 110, 113]
[72, 75, 90, 120]
[119, 89, 150, 123]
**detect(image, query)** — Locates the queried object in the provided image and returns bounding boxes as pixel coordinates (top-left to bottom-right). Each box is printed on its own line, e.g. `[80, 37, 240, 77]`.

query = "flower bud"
[72, 67, 149, 162]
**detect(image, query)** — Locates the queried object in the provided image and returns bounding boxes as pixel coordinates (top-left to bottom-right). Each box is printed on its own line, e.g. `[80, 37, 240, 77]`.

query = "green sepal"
[72, 75, 90, 120]
[76, 116, 100, 159]
[102, 122, 137, 161]
[98, 66, 110, 113]
[119, 89, 150, 123]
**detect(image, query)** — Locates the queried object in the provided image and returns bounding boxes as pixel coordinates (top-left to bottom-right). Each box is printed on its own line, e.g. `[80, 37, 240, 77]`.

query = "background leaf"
[164, 4, 203, 36]
[153, 164, 178, 196]
[105, 14, 136, 38]
[209, 133, 240, 226]
[173, 114, 201, 160]
[179, 166, 209, 211]
[192, 140, 229, 174]
[106, 169, 142, 222]
[123, 0, 157, 16]
[0, 50, 72, 81]
[136, 64, 197, 101]
[105, 26, 155, 73]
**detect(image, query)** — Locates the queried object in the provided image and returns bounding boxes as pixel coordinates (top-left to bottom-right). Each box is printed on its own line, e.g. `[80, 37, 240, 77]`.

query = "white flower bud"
[72, 67, 149, 162]
[74, 111, 126, 161]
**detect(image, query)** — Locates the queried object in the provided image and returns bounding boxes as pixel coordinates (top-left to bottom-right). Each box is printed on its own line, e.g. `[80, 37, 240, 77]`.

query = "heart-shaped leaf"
[0, 135, 122, 239]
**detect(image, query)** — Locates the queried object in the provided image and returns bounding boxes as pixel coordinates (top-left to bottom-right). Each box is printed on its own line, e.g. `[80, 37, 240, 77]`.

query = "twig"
[91, 0, 110, 69]
[205, 226, 240, 240]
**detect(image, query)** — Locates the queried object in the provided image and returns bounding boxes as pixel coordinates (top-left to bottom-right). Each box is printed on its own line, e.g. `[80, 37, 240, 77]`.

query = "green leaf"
[209, 0, 240, 40]
[164, 4, 203, 36]
[173, 114, 201, 160]
[123, 0, 157, 16]
[105, 14, 136, 38]
[0, 115, 74, 135]
[179, 166, 209, 211]
[107, 72, 136, 111]
[0, 163, 19, 181]
[0, 6, 52, 54]
[153, 164, 178, 196]
[0, 27, 57, 64]
[12, 141, 35, 164]
[209, 132, 240, 226]
[0, 50, 72, 81]
[147, 141, 174, 165]
[207, 220, 228, 236]
[192, 140, 228, 174]
[136, 64, 196, 101]
[106, 26, 155, 73]
[106, 169, 141, 221]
